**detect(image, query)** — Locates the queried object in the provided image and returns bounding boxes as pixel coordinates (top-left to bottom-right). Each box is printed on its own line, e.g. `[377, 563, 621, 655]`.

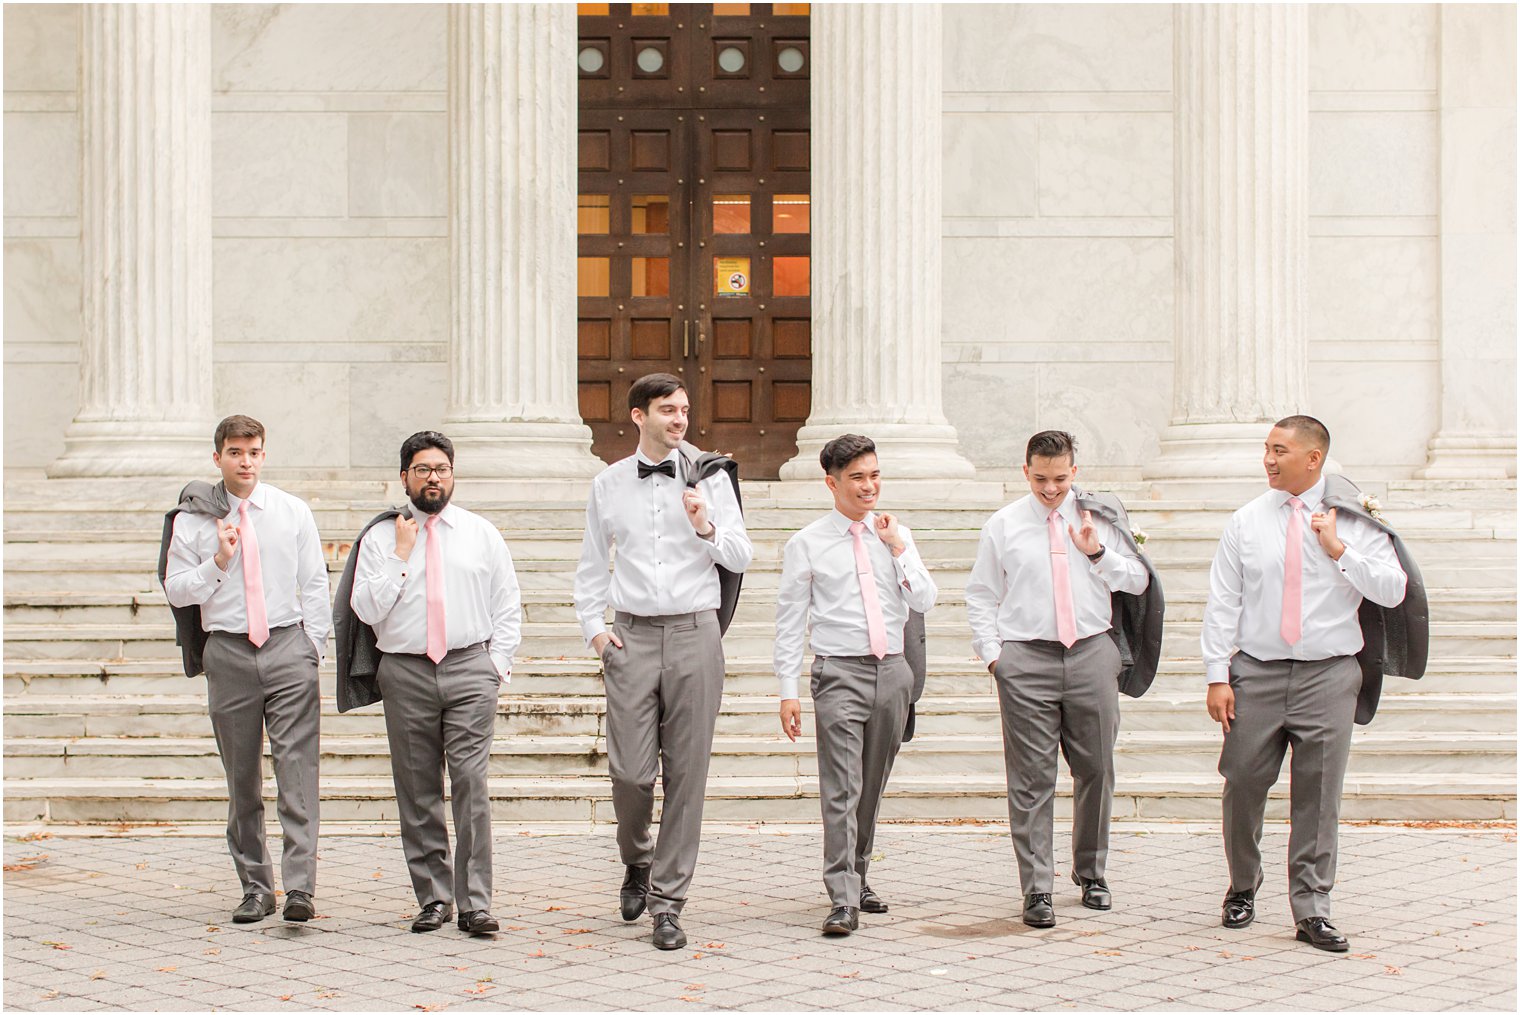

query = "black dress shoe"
[1072, 873, 1111, 911]
[410, 901, 453, 933]
[458, 910, 500, 935]
[859, 885, 888, 914]
[282, 890, 315, 922]
[1295, 917, 1349, 952]
[822, 906, 860, 935]
[1022, 893, 1056, 928]
[651, 912, 686, 950]
[620, 864, 650, 922]
[231, 892, 276, 924]
[1222, 890, 1256, 929]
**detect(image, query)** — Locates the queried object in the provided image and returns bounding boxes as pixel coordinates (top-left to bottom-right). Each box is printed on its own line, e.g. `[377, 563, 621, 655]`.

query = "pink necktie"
[849, 521, 889, 659]
[238, 501, 269, 648]
[1048, 509, 1078, 648]
[1281, 496, 1305, 646]
[424, 514, 447, 663]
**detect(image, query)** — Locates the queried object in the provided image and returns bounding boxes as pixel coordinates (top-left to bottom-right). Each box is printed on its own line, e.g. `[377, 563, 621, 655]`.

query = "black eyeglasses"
[408, 465, 454, 479]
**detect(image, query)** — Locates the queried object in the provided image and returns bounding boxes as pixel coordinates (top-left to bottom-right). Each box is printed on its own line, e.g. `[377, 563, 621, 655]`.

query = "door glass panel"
[578, 195, 610, 233]
[717, 46, 746, 73]
[631, 257, 670, 297]
[578, 46, 607, 74]
[772, 194, 809, 233]
[773, 256, 809, 296]
[712, 194, 751, 234]
[578, 257, 610, 297]
[631, 195, 670, 233]
[776, 45, 805, 74]
[635, 45, 665, 74]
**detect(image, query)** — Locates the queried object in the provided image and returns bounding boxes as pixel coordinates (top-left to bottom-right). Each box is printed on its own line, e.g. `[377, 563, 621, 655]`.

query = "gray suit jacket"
[1074, 489, 1166, 698]
[158, 480, 232, 679]
[332, 504, 411, 712]
[1321, 474, 1428, 724]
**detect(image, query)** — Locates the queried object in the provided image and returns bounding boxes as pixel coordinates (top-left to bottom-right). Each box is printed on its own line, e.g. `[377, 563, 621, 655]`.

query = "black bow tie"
[637, 460, 676, 481]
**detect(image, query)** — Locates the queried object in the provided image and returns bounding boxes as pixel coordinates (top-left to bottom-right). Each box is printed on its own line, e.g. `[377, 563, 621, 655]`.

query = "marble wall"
[3, 4, 1509, 479]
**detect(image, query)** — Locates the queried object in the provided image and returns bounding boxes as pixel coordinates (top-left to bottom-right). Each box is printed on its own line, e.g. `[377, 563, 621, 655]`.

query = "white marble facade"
[4, 3, 1514, 481]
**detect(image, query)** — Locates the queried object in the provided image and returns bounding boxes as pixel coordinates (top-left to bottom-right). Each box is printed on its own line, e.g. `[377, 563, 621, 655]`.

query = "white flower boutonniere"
[1131, 527, 1149, 549]
[1359, 494, 1384, 522]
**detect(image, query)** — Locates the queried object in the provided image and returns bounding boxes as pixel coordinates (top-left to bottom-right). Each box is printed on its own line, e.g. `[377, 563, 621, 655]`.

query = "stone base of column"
[442, 420, 605, 479]
[779, 421, 977, 481]
[1142, 421, 1274, 481]
[1417, 433, 1518, 479]
[47, 419, 210, 478]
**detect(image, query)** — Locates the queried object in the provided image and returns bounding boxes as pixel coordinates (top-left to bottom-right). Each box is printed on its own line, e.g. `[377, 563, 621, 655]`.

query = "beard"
[409, 485, 452, 515]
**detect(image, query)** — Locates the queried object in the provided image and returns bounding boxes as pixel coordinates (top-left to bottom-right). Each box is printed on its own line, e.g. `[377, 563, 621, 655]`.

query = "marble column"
[445, 3, 602, 478]
[49, 3, 214, 478]
[1419, 4, 1517, 479]
[1144, 4, 1309, 480]
[779, 3, 976, 480]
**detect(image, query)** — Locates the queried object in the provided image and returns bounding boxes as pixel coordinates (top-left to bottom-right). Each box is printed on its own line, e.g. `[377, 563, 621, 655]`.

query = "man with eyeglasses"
[346, 431, 522, 935]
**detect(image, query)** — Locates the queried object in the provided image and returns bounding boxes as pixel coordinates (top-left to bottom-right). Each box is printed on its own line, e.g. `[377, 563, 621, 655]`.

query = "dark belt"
[1015, 632, 1108, 652]
[208, 622, 301, 640]
[387, 641, 489, 661]
[614, 609, 716, 627]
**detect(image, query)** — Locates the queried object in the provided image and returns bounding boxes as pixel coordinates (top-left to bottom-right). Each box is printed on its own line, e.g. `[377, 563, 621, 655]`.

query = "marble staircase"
[3, 475, 1514, 827]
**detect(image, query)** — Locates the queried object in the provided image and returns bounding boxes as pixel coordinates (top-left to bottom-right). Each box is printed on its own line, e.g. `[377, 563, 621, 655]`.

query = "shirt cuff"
[1334, 543, 1363, 572]
[581, 618, 608, 646]
[892, 541, 925, 576]
[975, 640, 1001, 667]
[199, 556, 231, 586]
[1206, 661, 1232, 684]
[778, 674, 800, 699]
[383, 555, 408, 586]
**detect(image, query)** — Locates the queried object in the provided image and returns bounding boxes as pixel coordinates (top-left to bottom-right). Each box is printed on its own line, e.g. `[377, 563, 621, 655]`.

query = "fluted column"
[49, 4, 213, 478]
[1419, 4, 1517, 478]
[1144, 4, 1309, 480]
[779, 3, 975, 480]
[445, 4, 601, 478]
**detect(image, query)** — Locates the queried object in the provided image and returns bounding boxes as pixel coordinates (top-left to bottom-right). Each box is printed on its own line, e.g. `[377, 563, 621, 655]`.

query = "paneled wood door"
[578, 3, 811, 478]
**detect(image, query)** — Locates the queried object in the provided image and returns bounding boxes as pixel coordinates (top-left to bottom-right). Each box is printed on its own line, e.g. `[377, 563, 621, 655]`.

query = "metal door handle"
[683, 319, 690, 358]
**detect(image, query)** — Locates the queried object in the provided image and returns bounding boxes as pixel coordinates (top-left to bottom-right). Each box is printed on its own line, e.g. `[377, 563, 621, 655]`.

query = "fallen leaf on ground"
[134, 862, 148, 870]
[451, 966, 468, 972]
[316, 991, 339, 999]
[90, 971, 106, 980]
[1095, 950, 1123, 957]
[39, 991, 58, 1001]
[1350, 953, 1377, 960]
[203, 948, 220, 956]
[414, 1005, 447, 1012]
[527, 949, 545, 958]
[1385, 966, 1403, 976]
[835, 971, 861, 979]
[545, 905, 565, 911]
[679, 996, 703, 1003]
[16, 831, 52, 841]
[685, 983, 704, 990]
[42, 941, 71, 950]
[563, 927, 593, 935]
[278, 995, 293, 1002]
[464, 983, 494, 996]
[156, 966, 177, 973]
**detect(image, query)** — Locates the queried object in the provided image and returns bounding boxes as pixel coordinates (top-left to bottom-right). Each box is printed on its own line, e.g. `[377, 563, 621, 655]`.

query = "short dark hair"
[214, 414, 265, 453]
[628, 372, 686, 414]
[399, 431, 455, 473]
[820, 434, 877, 476]
[1273, 414, 1331, 455]
[1025, 430, 1077, 465]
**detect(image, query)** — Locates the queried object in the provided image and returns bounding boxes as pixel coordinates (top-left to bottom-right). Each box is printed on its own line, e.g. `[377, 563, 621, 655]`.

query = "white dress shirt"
[349, 502, 522, 680]
[965, 491, 1150, 665]
[164, 482, 331, 659]
[773, 510, 939, 699]
[1201, 476, 1407, 683]
[574, 449, 753, 642]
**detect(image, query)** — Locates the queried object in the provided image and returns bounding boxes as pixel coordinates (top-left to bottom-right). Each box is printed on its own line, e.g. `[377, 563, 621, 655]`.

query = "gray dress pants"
[810, 653, 914, 908]
[602, 609, 725, 917]
[991, 633, 1122, 896]
[1219, 652, 1361, 922]
[203, 624, 321, 896]
[377, 644, 499, 914]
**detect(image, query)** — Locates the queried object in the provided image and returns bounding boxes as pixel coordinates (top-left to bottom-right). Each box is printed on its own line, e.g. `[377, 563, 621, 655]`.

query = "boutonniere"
[1130, 528, 1149, 549]
[1359, 494, 1384, 522]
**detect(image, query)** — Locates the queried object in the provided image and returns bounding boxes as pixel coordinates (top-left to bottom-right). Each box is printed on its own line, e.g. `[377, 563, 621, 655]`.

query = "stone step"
[8, 585, 1513, 627]
[6, 655, 1515, 699]
[7, 730, 1511, 781]
[5, 770, 1512, 825]
[4, 618, 1512, 662]
[6, 691, 1513, 739]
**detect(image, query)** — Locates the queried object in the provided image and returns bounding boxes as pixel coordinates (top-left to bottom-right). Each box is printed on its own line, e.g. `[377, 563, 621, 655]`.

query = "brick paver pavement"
[4, 824, 1514, 1011]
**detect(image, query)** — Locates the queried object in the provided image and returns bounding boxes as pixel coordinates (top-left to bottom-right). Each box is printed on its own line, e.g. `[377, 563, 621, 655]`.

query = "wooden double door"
[577, 3, 811, 478]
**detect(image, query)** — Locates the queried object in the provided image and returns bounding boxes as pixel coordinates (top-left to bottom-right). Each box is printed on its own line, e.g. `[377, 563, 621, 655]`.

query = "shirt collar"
[227, 483, 266, 513]
[418, 501, 460, 528]
[829, 508, 874, 535]
[1025, 490, 1076, 523]
[1275, 475, 1326, 512]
